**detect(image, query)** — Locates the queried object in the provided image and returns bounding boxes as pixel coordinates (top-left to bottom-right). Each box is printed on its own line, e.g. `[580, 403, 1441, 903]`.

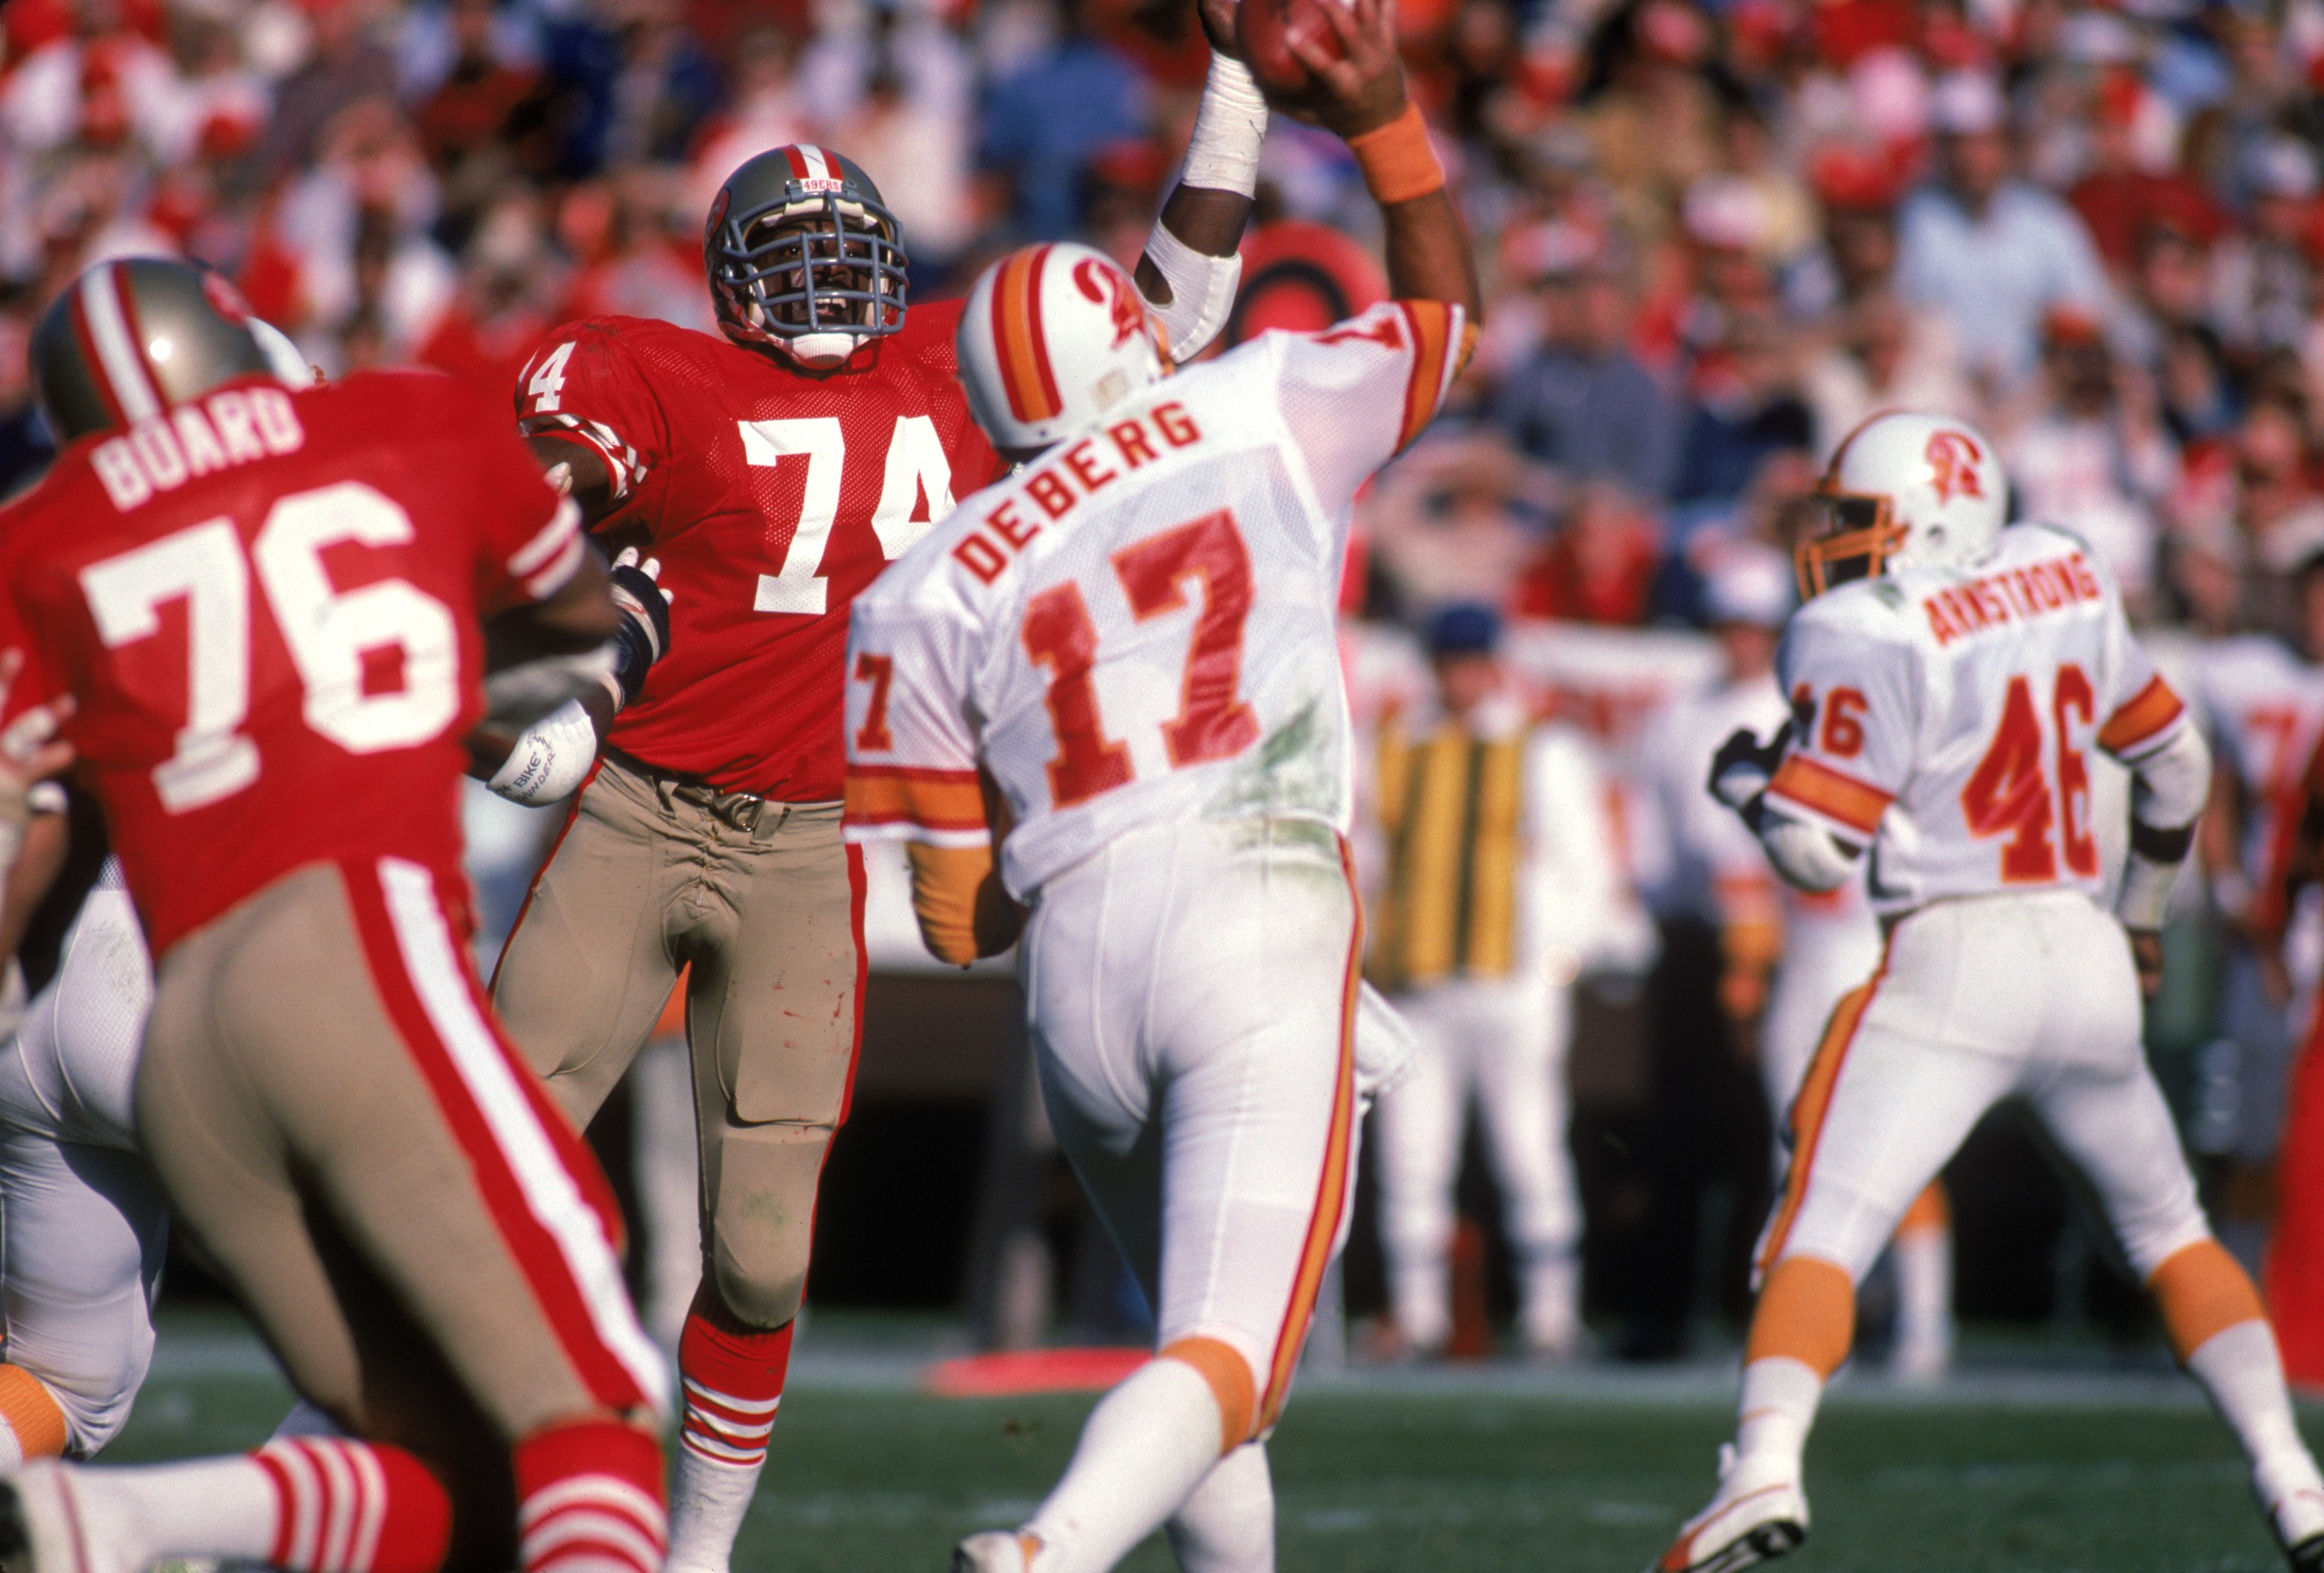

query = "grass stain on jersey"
[1203, 697, 1341, 825]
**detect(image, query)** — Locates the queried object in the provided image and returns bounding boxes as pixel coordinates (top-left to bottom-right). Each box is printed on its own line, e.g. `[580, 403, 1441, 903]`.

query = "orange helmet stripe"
[990, 246, 1064, 425]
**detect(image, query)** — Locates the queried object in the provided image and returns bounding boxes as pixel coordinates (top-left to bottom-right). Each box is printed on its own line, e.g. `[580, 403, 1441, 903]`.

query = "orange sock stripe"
[1161, 1337, 1256, 1455]
[1758, 943, 1890, 1277]
[1744, 1256, 1857, 1377]
[1896, 1180, 1951, 1239]
[2149, 1239, 2268, 1363]
[0, 1365, 68, 1459]
[1258, 838, 1364, 1434]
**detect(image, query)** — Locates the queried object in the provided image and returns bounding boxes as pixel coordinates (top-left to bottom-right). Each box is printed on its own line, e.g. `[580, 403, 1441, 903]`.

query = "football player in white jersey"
[1653, 411, 2324, 1573]
[2191, 547, 2324, 1263]
[843, 5, 1472, 1567]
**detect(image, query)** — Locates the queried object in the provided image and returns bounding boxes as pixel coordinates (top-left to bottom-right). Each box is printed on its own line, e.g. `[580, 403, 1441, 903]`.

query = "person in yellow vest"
[1368, 603, 1625, 1358]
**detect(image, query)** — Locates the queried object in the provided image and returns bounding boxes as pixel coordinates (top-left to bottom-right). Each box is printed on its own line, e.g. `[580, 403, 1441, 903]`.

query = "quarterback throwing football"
[1656, 411, 2324, 1573]
[481, 1, 1278, 1559]
[844, 3, 1474, 1567]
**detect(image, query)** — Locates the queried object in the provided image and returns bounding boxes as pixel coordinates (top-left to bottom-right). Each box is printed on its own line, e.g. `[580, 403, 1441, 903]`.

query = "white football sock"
[1165, 1441, 1274, 1573]
[1021, 1356, 1224, 1573]
[51, 1455, 280, 1567]
[2186, 1321, 2324, 1505]
[1390, 1257, 1451, 1350]
[1733, 1357, 1824, 1478]
[1519, 1252, 1581, 1354]
[665, 1448, 764, 1573]
[1888, 1228, 1954, 1378]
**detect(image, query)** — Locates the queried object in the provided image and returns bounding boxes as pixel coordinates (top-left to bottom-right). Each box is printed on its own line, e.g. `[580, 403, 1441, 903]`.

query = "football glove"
[607, 547, 672, 710]
[1708, 719, 1791, 817]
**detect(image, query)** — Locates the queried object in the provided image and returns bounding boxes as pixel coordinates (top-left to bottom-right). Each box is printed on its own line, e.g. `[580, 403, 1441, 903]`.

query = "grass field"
[112, 1311, 2307, 1573]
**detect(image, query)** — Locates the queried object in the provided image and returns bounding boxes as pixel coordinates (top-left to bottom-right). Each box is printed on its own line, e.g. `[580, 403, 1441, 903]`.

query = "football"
[1237, 0, 1350, 100]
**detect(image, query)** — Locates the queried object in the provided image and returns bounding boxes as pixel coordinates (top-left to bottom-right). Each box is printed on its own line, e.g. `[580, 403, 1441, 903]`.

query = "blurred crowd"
[12, 0, 2324, 1353]
[4, 0, 2323, 626]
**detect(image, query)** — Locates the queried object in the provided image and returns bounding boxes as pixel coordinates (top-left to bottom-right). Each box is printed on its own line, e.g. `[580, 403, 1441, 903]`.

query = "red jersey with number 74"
[841, 299, 1468, 898]
[0, 370, 583, 955]
[514, 305, 999, 799]
[1762, 519, 2190, 916]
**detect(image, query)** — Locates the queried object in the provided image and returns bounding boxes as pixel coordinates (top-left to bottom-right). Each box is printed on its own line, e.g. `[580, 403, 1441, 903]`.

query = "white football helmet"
[1796, 409, 2007, 598]
[956, 242, 1168, 456]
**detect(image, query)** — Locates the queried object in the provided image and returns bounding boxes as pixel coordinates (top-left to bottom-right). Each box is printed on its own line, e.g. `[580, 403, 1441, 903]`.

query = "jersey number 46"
[1962, 664, 2101, 883]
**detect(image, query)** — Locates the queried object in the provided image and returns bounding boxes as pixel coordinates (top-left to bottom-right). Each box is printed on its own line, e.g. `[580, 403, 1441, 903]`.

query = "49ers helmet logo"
[1925, 429, 1986, 502]
[1073, 258, 1146, 350]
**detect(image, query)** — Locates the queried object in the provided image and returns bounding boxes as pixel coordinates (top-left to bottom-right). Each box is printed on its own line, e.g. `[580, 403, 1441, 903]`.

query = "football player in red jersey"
[0, 259, 672, 1573]
[480, 10, 1271, 1558]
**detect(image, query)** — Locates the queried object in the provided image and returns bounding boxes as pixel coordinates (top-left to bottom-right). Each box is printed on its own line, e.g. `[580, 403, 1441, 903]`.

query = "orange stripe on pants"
[1256, 839, 1364, 1435]
[1758, 942, 1891, 1279]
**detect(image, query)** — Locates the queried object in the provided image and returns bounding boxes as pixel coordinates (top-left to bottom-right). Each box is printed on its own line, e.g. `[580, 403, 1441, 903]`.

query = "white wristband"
[2116, 849, 2182, 932]
[1181, 52, 1268, 196]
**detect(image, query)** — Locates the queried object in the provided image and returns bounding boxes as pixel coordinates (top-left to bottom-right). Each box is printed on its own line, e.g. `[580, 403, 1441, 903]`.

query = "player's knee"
[708, 1243, 807, 1330]
[1159, 1335, 1262, 1453]
[2112, 1186, 2212, 1283]
[3, 1291, 156, 1455]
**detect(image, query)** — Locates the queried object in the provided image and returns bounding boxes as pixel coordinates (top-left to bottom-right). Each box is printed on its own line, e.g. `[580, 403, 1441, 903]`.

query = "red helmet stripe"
[990, 246, 1063, 425]
[783, 146, 810, 181]
[79, 263, 163, 423]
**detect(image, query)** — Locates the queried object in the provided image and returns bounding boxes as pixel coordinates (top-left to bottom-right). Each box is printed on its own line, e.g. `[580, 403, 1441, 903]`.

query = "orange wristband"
[1348, 100, 1444, 205]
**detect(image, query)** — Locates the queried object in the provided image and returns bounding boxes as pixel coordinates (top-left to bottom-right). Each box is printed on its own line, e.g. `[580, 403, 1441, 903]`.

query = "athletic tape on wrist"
[1141, 222, 1244, 363]
[2117, 850, 2181, 932]
[1348, 100, 1444, 205]
[1181, 53, 1269, 195]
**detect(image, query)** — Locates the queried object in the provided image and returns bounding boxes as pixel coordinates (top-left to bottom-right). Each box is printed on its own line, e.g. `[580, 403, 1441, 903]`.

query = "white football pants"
[1022, 815, 1361, 1433]
[1765, 890, 2210, 1284]
[1760, 910, 1883, 1142]
[0, 869, 165, 1454]
[1373, 974, 1579, 1350]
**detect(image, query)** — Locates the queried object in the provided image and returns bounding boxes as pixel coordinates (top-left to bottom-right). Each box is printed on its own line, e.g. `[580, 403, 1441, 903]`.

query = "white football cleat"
[952, 1530, 1043, 1572]
[0, 1462, 127, 1573]
[2266, 1482, 2324, 1572]
[1649, 1446, 1809, 1573]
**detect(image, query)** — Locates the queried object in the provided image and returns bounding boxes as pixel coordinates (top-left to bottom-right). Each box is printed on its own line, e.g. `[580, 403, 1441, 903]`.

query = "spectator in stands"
[1669, 308, 1814, 511]
[2211, 138, 2320, 364]
[414, 0, 544, 209]
[1999, 305, 2177, 612]
[1514, 480, 1663, 625]
[1489, 231, 1678, 499]
[1366, 432, 1551, 614]
[258, 0, 400, 179]
[1897, 70, 2112, 391]
[976, 0, 1151, 240]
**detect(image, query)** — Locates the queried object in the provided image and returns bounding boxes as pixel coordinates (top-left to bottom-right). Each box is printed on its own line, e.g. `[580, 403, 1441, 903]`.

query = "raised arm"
[1132, 0, 1265, 360]
[1290, 0, 1480, 322]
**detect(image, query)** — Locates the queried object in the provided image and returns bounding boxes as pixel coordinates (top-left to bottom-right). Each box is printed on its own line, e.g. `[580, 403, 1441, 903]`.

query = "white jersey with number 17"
[1764, 520, 2190, 916]
[843, 299, 1467, 898]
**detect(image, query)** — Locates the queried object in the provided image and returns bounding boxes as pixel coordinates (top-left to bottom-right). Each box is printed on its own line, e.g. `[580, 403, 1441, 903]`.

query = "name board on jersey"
[951, 401, 1202, 585]
[89, 386, 305, 512]
[1922, 551, 2103, 648]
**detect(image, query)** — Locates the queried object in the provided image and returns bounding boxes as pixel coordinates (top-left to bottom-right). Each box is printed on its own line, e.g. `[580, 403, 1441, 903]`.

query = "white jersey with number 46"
[843, 299, 1466, 895]
[1764, 520, 2190, 916]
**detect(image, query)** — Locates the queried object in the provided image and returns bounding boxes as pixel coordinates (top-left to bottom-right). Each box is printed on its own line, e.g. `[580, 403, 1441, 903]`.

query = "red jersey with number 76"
[0, 370, 583, 956]
[514, 304, 999, 799]
[841, 299, 1468, 899]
